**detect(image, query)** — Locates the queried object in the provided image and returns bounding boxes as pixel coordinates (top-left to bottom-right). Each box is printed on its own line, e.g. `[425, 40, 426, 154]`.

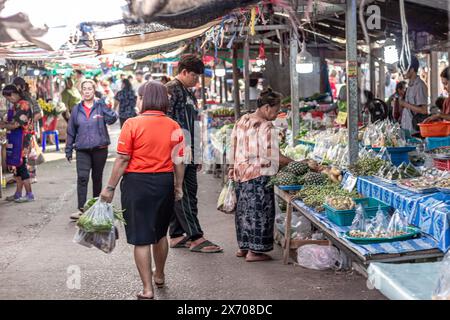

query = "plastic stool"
[42, 130, 59, 152]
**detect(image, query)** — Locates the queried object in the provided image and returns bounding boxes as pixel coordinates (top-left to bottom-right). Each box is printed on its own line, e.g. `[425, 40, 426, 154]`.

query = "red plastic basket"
[433, 158, 450, 171]
[418, 122, 450, 137]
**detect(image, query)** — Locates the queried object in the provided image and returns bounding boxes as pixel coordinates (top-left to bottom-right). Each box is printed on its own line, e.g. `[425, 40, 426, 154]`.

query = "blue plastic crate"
[369, 147, 416, 166]
[325, 198, 390, 226]
[425, 136, 450, 151]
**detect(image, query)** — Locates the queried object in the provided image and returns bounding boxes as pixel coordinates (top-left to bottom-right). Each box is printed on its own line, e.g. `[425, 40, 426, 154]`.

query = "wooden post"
[219, 77, 223, 104]
[369, 47, 376, 95]
[378, 60, 385, 101]
[244, 37, 250, 110]
[232, 44, 241, 121]
[289, 30, 299, 146]
[213, 65, 217, 96]
[430, 51, 439, 106]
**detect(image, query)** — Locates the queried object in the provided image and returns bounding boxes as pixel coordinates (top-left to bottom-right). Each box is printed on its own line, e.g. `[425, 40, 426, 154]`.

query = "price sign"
[336, 111, 348, 125]
[343, 173, 357, 192]
[347, 61, 358, 78]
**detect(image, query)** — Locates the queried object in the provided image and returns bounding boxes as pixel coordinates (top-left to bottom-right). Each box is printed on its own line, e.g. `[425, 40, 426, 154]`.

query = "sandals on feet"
[245, 253, 272, 262]
[170, 236, 190, 248]
[236, 249, 248, 257]
[190, 240, 223, 253]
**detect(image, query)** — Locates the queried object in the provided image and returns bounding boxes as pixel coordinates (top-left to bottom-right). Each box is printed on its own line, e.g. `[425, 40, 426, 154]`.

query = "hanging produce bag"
[433, 251, 450, 300]
[217, 181, 236, 213]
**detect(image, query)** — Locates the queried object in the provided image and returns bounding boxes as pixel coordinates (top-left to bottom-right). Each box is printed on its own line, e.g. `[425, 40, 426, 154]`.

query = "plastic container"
[325, 198, 390, 227]
[433, 158, 450, 171]
[278, 185, 303, 191]
[418, 122, 450, 137]
[369, 147, 416, 166]
[344, 227, 421, 244]
[425, 136, 450, 151]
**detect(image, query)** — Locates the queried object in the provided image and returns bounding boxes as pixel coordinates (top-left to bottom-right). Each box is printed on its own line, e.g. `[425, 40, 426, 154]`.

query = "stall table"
[274, 186, 444, 275]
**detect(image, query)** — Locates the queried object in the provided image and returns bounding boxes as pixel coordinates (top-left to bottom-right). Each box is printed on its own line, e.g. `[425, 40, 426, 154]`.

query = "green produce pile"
[81, 198, 126, 227]
[211, 108, 234, 117]
[268, 161, 325, 187]
[348, 157, 388, 177]
[295, 184, 360, 212]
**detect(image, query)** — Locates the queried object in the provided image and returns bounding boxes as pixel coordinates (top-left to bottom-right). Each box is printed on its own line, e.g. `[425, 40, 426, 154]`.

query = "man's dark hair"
[440, 66, 450, 80]
[136, 70, 144, 76]
[178, 54, 204, 75]
[12, 77, 30, 93]
[122, 78, 133, 91]
[249, 78, 258, 87]
[75, 69, 83, 76]
[400, 55, 420, 73]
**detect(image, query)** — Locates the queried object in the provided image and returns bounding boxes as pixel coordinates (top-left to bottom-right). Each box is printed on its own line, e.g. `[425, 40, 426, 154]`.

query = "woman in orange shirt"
[100, 81, 185, 300]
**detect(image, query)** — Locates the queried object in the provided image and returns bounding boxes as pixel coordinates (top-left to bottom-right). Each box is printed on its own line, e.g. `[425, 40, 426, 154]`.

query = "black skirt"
[121, 172, 174, 245]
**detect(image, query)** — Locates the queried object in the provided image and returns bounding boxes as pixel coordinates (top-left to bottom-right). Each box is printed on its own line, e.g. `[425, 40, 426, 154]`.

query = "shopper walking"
[65, 79, 118, 220]
[100, 81, 185, 300]
[114, 78, 137, 128]
[228, 88, 293, 262]
[0, 85, 35, 202]
[387, 81, 407, 123]
[61, 78, 81, 123]
[165, 54, 222, 253]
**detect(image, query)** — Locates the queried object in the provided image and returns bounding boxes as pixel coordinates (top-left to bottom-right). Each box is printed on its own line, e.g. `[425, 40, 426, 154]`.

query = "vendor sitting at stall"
[423, 66, 450, 123]
[0, 85, 35, 202]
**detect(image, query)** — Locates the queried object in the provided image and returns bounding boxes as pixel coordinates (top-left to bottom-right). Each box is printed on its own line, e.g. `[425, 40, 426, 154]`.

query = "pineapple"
[275, 172, 297, 186]
[286, 161, 309, 176]
[303, 172, 327, 186]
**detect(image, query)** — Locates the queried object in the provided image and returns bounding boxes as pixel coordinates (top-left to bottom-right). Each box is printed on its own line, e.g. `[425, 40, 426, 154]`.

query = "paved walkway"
[0, 125, 385, 300]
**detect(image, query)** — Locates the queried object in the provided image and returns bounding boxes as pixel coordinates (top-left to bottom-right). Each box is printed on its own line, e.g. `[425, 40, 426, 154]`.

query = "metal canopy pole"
[378, 59, 385, 101]
[346, 0, 359, 165]
[232, 44, 241, 121]
[244, 37, 250, 110]
[289, 30, 300, 146]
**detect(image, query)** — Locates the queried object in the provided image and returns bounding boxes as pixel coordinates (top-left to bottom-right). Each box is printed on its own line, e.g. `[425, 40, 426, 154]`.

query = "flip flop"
[170, 236, 189, 248]
[190, 240, 223, 253]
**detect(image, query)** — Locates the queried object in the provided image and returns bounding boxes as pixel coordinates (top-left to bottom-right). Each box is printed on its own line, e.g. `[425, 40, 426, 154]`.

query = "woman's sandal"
[236, 249, 248, 257]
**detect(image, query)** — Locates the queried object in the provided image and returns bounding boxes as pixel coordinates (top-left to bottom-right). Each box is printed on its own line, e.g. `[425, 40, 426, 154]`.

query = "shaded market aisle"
[0, 125, 384, 300]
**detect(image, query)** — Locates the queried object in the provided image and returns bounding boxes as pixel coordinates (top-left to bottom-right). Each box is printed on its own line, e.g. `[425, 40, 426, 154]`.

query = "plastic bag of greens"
[217, 183, 228, 211]
[91, 226, 117, 254]
[350, 204, 367, 232]
[77, 200, 115, 233]
[432, 251, 450, 300]
[387, 210, 409, 237]
[222, 181, 237, 213]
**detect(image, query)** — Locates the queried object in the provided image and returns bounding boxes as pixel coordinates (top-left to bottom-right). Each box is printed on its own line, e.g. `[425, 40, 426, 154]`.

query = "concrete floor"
[0, 124, 385, 300]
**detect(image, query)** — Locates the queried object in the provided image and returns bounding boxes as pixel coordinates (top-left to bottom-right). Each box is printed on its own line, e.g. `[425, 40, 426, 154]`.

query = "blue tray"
[278, 185, 303, 191]
[369, 146, 416, 153]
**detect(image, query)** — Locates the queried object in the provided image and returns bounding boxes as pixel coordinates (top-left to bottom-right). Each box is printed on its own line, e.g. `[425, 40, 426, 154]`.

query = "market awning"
[100, 20, 220, 55]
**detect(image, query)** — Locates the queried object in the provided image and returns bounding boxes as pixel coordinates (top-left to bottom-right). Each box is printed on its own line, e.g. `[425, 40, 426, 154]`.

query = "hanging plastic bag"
[292, 215, 312, 240]
[351, 204, 367, 231]
[373, 206, 390, 237]
[218, 181, 236, 213]
[297, 245, 343, 270]
[73, 228, 94, 248]
[387, 210, 409, 237]
[217, 183, 228, 211]
[432, 251, 450, 300]
[77, 200, 115, 233]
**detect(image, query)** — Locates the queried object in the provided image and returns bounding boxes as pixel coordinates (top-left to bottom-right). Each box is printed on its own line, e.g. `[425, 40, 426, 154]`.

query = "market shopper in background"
[114, 78, 137, 128]
[399, 56, 429, 137]
[165, 54, 223, 253]
[73, 69, 85, 94]
[100, 81, 185, 300]
[228, 88, 293, 262]
[13, 77, 43, 183]
[65, 80, 118, 220]
[61, 78, 81, 123]
[133, 70, 145, 92]
[0, 85, 35, 202]
[386, 81, 407, 123]
[423, 66, 450, 123]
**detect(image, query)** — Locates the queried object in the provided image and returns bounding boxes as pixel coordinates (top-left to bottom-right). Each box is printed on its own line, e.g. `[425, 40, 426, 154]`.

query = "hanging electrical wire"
[399, 0, 411, 74]
[359, 0, 371, 103]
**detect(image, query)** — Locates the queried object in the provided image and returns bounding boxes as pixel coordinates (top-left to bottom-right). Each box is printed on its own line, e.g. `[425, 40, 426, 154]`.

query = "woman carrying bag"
[65, 79, 118, 220]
